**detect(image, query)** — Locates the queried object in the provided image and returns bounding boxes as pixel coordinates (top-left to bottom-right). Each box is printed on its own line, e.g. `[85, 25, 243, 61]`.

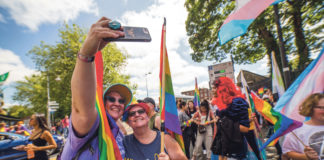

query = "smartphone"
[104, 26, 152, 42]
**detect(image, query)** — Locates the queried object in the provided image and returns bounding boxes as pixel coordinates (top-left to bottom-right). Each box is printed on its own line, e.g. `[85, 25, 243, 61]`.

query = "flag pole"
[160, 17, 166, 153]
[241, 70, 264, 160]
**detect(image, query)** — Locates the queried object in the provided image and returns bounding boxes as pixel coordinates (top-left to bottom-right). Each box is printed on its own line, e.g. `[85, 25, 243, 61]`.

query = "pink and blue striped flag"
[159, 18, 185, 153]
[272, 52, 285, 97]
[274, 46, 324, 122]
[218, 0, 284, 45]
[193, 77, 200, 107]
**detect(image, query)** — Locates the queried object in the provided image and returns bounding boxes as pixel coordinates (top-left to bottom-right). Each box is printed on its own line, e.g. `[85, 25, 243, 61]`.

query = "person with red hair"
[211, 77, 250, 160]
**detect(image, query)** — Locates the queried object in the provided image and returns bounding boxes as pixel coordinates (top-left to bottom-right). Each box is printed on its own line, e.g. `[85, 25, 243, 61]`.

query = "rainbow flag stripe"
[95, 51, 122, 160]
[250, 91, 302, 150]
[193, 77, 200, 107]
[159, 19, 185, 153]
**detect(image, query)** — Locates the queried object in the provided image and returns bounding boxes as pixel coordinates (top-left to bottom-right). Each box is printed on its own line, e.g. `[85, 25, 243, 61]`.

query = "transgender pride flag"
[193, 77, 200, 107]
[218, 0, 284, 45]
[274, 46, 324, 122]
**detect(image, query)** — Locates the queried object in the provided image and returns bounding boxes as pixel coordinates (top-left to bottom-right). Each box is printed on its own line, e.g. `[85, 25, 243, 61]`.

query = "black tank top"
[29, 130, 49, 160]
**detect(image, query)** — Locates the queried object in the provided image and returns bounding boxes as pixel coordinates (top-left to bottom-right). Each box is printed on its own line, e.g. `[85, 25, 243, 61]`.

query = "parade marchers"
[1, 16, 323, 160]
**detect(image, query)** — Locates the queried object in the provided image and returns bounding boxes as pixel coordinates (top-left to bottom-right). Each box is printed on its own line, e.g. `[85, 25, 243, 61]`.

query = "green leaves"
[13, 23, 133, 119]
[185, 0, 322, 75]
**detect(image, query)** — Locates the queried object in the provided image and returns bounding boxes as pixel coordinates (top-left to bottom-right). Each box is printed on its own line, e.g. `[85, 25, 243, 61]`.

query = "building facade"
[181, 88, 211, 101]
[208, 61, 235, 88]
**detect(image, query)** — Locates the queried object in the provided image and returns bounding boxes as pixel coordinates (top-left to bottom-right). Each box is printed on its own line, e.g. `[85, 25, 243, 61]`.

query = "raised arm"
[71, 17, 124, 136]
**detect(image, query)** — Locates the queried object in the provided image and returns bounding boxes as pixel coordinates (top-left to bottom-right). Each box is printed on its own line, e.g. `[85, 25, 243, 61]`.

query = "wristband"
[77, 53, 95, 63]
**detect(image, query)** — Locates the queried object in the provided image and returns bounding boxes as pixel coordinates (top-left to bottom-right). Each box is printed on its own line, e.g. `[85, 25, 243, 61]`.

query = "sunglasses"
[314, 106, 324, 110]
[106, 96, 125, 104]
[129, 109, 146, 117]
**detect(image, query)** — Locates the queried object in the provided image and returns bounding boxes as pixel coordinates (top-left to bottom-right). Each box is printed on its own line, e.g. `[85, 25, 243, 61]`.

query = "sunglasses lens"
[119, 99, 125, 104]
[129, 109, 145, 117]
[138, 109, 145, 114]
[107, 96, 116, 102]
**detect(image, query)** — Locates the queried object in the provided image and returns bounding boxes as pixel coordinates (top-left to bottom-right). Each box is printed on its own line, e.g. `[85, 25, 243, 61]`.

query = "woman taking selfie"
[15, 114, 57, 160]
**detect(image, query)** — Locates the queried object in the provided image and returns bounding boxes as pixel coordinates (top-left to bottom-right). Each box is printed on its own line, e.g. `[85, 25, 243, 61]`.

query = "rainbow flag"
[258, 87, 264, 96]
[193, 77, 200, 107]
[250, 91, 302, 150]
[159, 18, 185, 153]
[218, 0, 284, 45]
[271, 52, 285, 97]
[95, 51, 122, 160]
[274, 47, 324, 122]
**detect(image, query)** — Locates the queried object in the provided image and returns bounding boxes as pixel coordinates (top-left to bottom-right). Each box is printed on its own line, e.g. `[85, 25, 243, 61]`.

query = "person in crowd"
[8, 125, 15, 133]
[186, 100, 197, 147]
[144, 97, 161, 131]
[15, 121, 30, 136]
[211, 77, 250, 160]
[123, 102, 187, 160]
[61, 115, 69, 138]
[282, 93, 324, 160]
[59, 17, 133, 159]
[178, 101, 193, 159]
[192, 100, 216, 160]
[176, 99, 182, 113]
[15, 114, 57, 160]
[0, 122, 7, 132]
[55, 121, 63, 136]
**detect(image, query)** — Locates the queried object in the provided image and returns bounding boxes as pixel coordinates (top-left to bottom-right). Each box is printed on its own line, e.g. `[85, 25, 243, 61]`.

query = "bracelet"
[77, 53, 95, 63]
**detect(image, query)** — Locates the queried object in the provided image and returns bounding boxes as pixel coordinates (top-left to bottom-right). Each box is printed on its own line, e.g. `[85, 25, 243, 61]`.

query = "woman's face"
[312, 98, 324, 122]
[200, 106, 207, 112]
[188, 102, 194, 109]
[29, 115, 38, 127]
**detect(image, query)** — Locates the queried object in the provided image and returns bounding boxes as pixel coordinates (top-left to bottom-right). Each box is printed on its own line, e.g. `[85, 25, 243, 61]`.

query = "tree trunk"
[288, 0, 310, 70]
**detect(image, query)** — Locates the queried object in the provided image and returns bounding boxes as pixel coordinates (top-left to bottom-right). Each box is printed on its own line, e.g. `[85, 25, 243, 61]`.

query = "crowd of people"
[1, 17, 323, 160]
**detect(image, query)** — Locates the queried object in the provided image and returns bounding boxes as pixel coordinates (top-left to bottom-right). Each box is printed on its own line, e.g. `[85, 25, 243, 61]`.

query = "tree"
[7, 105, 33, 119]
[185, 0, 323, 74]
[13, 23, 135, 119]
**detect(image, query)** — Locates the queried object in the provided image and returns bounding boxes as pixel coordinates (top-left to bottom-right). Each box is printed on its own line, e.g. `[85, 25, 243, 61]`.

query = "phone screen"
[104, 26, 151, 42]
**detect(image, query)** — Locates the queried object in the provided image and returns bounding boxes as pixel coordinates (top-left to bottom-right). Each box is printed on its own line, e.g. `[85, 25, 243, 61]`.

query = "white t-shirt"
[282, 123, 324, 159]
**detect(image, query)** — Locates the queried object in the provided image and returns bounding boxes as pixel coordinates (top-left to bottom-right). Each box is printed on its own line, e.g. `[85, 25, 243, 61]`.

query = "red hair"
[211, 77, 245, 110]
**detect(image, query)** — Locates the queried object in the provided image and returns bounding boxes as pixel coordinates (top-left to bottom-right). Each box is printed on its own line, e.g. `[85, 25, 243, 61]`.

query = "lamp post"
[47, 75, 61, 129]
[145, 72, 151, 97]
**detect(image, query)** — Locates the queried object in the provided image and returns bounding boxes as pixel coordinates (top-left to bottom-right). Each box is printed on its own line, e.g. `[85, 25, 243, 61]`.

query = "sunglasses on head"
[129, 109, 146, 117]
[106, 96, 125, 104]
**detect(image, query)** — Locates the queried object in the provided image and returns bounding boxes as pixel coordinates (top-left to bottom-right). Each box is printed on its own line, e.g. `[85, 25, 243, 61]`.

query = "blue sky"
[0, 0, 270, 108]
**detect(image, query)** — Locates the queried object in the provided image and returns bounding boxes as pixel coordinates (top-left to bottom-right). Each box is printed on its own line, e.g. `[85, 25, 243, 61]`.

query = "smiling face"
[105, 91, 125, 121]
[127, 106, 149, 129]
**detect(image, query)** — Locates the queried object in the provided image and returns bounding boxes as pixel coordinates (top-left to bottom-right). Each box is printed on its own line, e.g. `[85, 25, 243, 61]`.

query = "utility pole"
[274, 4, 291, 89]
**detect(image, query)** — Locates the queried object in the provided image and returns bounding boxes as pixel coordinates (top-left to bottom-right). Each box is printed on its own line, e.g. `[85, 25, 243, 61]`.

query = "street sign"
[49, 106, 59, 109]
[49, 108, 57, 112]
[49, 101, 59, 106]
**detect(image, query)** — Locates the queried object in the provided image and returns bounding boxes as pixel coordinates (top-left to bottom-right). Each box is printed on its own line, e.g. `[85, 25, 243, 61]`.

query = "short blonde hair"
[299, 93, 324, 117]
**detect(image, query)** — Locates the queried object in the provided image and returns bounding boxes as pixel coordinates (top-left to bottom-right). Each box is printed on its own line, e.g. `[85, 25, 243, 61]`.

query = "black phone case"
[104, 26, 151, 42]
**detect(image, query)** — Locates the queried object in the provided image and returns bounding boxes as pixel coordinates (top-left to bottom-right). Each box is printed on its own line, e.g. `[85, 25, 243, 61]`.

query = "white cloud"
[0, 0, 99, 31]
[116, 0, 213, 101]
[0, 48, 36, 84]
[0, 14, 5, 23]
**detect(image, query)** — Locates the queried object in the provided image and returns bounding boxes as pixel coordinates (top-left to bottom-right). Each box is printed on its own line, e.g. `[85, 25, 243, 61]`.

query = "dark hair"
[180, 102, 187, 109]
[34, 114, 50, 131]
[200, 100, 210, 119]
[200, 100, 210, 111]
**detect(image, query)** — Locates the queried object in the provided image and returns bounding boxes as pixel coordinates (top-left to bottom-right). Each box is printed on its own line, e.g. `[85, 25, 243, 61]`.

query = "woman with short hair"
[282, 93, 324, 160]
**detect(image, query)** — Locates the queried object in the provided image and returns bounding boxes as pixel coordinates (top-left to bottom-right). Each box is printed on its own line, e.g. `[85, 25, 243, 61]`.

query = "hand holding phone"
[104, 21, 151, 42]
